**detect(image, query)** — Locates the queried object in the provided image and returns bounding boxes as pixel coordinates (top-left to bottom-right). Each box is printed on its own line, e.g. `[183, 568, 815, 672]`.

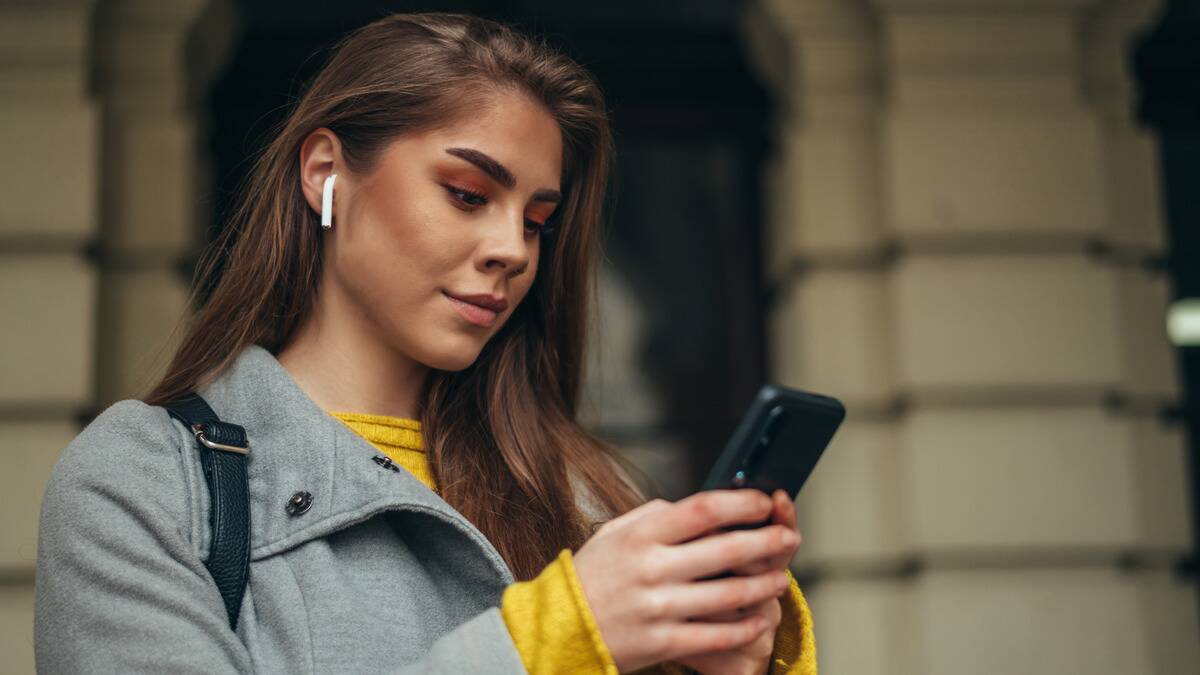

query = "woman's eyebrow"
[444, 147, 562, 204]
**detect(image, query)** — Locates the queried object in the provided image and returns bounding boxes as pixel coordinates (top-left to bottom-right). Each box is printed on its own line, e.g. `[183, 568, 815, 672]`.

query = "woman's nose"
[478, 213, 531, 276]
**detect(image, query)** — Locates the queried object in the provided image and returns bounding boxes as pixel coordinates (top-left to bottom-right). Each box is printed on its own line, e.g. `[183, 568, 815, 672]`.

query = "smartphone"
[700, 384, 845, 530]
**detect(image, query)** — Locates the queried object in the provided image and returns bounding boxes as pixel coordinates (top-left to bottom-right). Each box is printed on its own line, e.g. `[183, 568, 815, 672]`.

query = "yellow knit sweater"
[331, 412, 817, 675]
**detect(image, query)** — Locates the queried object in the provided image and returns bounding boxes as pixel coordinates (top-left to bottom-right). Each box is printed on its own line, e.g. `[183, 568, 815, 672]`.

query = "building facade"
[0, 0, 1194, 672]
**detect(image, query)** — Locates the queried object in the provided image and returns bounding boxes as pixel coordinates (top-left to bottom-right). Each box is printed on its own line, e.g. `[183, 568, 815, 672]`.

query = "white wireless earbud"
[321, 173, 338, 229]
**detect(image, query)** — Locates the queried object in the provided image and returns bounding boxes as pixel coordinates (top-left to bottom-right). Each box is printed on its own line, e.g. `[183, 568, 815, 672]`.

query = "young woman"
[34, 12, 816, 675]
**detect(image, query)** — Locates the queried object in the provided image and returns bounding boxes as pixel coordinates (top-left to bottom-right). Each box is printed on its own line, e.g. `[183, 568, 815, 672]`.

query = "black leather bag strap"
[162, 393, 250, 632]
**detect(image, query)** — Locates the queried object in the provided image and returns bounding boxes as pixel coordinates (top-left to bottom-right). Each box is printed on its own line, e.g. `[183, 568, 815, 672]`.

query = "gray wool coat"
[35, 344, 607, 673]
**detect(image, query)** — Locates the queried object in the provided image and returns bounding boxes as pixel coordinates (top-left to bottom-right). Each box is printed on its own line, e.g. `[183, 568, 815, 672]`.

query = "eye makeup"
[441, 182, 551, 236]
[443, 147, 562, 205]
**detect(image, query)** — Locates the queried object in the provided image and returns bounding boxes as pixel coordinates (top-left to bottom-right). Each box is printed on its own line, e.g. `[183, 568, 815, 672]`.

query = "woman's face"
[317, 92, 563, 371]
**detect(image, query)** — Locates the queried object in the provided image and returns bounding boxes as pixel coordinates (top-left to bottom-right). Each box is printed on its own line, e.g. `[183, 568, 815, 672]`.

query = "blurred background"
[2, 0, 1199, 672]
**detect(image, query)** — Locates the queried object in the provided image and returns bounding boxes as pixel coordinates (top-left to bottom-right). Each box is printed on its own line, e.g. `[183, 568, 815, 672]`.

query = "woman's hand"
[679, 596, 781, 675]
[675, 489, 800, 675]
[572, 489, 799, 674]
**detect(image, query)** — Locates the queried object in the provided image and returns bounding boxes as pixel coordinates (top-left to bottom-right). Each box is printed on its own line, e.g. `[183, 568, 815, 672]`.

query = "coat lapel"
[196, 344, 515, 584]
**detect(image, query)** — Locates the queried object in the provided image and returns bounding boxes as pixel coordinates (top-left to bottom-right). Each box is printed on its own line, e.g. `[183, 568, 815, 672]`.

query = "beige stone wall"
[0, 1, 232, 671]
[743, 0, 1198, 672]
[1, 2, 99, 671]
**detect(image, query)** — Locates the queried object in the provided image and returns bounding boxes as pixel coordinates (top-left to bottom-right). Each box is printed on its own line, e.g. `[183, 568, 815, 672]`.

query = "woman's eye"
[445, 182, 552, 236]
[445, 185, 487, 208]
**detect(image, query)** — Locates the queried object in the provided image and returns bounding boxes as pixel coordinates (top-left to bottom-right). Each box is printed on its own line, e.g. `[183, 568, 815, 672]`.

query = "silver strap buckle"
[191, 423, 250, 455]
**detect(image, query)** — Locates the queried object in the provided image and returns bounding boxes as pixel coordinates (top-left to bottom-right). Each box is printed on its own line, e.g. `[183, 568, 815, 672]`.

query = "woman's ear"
[299, 128, 344, 219]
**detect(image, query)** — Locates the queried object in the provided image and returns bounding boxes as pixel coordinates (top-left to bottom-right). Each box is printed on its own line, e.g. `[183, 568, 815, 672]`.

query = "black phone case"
[694, 385, 845, 580]
[701, 384, 845, 522]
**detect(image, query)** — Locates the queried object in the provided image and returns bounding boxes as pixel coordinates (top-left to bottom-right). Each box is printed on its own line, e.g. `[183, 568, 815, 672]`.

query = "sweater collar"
[330, 412, 424, 452]
[196, 344, 514, 583]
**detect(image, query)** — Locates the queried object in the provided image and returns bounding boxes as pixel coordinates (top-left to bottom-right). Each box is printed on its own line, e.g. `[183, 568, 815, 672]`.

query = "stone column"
[92, 0, 238, 405]
[741, 0, 1198, 672]
[0, 1, 100, 670]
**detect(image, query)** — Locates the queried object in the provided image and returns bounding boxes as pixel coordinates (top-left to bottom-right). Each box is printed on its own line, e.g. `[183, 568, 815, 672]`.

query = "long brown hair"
[146, 12, 648, 580]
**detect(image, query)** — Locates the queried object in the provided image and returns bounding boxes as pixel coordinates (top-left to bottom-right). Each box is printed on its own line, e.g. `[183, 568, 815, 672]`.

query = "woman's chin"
[416, 340, 485, 372]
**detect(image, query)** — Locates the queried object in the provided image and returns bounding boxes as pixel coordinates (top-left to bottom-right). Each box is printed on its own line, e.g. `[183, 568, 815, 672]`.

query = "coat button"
[286, 490, 313, 516]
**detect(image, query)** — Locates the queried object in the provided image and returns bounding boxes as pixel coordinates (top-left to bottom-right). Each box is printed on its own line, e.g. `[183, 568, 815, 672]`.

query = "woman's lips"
[443, 291, 499, 327]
